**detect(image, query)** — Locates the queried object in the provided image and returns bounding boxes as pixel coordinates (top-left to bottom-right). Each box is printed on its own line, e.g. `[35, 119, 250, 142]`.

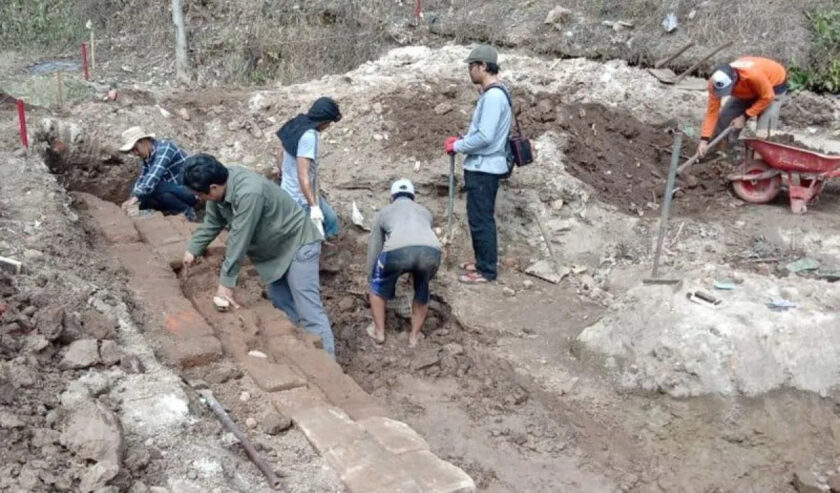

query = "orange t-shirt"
[700, 57, 787, 139]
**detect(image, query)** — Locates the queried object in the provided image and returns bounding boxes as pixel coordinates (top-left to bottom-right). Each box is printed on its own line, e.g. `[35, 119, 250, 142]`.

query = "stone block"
[292, 405, 365, 454]
[132, 214, 184, 247]
[358, 417, 429, 455]
[240, 356, 306, 392]
[399, 450, 475, 493]
[270, 386, 329, 420]
[324, 438, 422, 493]
[159, 334, 222, 369]
[78, 193, 141, 244]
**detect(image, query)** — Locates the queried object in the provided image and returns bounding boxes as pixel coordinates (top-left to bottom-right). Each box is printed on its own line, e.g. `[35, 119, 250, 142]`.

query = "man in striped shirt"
[119, 126, 198, 220]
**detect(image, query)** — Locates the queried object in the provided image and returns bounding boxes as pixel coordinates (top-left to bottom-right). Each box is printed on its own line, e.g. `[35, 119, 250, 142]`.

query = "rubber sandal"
[458, 272, 489, 284]
[458, 262, 477, 272]
[365, 323, 385, 344]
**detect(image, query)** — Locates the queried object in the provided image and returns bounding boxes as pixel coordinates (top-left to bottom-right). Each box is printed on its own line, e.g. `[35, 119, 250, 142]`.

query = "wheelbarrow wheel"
[731, 158, 782, 204]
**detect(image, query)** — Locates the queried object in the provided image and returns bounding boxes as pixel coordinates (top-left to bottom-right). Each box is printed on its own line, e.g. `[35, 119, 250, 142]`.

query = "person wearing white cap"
[698, 56, 787, 157]
[365, 179, 442, 347]
[118, 126, 198, 220]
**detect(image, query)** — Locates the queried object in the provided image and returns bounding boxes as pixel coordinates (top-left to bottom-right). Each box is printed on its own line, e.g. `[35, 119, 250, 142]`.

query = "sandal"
[458, 271, 490, 284]
[458, 262, 477, 272]
[365, 323, 385, 344]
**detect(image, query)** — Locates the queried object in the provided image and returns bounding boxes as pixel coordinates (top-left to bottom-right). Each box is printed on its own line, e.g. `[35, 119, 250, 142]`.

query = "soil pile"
[44, 144, 138, 205]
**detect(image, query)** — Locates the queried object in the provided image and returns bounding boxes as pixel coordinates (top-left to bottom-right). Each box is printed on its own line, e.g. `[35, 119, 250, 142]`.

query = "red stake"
[17, 99, 28, 149]
[415, 0, 423, 19]
[81, 42, 90, 80]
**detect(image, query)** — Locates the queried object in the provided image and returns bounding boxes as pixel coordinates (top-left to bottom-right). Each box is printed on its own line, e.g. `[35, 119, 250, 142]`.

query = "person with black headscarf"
[276, 97, 342, 238]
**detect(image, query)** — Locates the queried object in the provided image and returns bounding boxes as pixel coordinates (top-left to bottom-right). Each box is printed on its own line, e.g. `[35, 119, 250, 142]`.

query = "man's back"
[366, 198, 441, 274]
[280, 129, 319, 205]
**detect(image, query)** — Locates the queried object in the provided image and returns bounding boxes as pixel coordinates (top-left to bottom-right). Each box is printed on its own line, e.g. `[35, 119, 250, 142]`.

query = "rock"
[119, 354, 145, 374]
[544, 5, 572, 25]
[61, 380, 92, 408]
[246, 417, 257, 429]
[0, 410, 25, 428]
[793, 470, 825, 493]
[149, 488, 169, 493]
[551, 199, 565, 210]
[522, 280, 534, 289]
[79, 462, 119, 493]
[61, 400, 124, 465]
[177, 108, 190, 121]
[412, 348, 441, 371]
[579, 274, 597, 292]
[502, 287, 516, 297]
[338, 296, 355, 311]
[129, 482, 150, 493]
[206, 363, 240, 383]
[95, 487, 120, 493]
[240, 391, 251, 402]
[260, 409, 292, 435]
[433, 102, 453, 115]
[99, 340, 122, 366]
[443, 343, 464, 356]
[77, 372, 111, 397]
[35, 306, 65, 341]
[24, 334, 50, 353]
[82, 310, 117, 340]
[526, 260, 569, 284]
[125, 448, 151, 473]
[829, 475, 840, 493]
[6, 360, 37, 388]
[372, 102, 383, 115]
[61, 339, 100, 369]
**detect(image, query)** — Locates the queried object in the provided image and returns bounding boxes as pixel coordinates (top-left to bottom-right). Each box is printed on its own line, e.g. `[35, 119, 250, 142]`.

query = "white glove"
[310, 205, 325, 237]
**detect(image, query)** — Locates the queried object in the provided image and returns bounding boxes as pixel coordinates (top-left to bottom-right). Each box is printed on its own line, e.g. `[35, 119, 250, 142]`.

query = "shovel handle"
[677, 125, 735, 175]
[447, 154, 455, 237]
[672, 40, 734, 84]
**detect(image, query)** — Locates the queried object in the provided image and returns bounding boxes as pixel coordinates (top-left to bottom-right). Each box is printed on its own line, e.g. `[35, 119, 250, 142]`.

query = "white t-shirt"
[281, 129, 319, 205]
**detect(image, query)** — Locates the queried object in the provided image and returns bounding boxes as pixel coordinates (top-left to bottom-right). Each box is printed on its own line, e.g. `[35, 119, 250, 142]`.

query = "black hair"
[182, 154, 229, 193]
[485, 62, 500, 75]
[391, 192, 415, 201]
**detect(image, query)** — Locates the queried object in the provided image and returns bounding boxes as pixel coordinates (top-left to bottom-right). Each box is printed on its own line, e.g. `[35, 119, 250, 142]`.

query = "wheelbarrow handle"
[677, 125, 736, 175]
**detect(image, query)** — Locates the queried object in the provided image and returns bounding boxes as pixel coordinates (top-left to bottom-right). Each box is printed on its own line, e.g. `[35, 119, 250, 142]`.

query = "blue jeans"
[302, 197, 340, 239]
[266, 242, 335, 357]
[138, 182, 198, 215]
[465, 169, 501, 280]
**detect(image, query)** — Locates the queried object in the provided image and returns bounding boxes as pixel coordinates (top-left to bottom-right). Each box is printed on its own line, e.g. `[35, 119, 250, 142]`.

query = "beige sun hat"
[119, 126, 155, 152]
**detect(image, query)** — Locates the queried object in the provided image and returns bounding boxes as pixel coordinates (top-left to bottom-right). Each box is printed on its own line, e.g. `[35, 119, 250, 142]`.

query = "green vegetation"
[0, 0, 85, 47]
[789, 9, 840, 93]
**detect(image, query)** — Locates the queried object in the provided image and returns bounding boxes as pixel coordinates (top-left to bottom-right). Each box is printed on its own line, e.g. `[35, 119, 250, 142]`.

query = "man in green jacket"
[181, 154, 335, 357]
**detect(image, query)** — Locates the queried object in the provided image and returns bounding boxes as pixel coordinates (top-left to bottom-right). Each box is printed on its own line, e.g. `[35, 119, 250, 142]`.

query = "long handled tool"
[198, 389, 286, 490]
[447, 153, 455, 238]
[644, 133, 683, 285]
[648, 40, 733, 85]
[676, 125, 736, 175]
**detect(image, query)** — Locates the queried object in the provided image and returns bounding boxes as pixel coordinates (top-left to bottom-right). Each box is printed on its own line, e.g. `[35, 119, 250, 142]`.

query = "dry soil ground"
[3, 44, 840, 492]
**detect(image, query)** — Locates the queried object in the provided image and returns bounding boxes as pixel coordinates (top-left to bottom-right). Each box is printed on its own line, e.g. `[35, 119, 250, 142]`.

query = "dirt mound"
[782, 91, 837, 128]
[558, 103, 729, 214]
[44, 144, 138, 204]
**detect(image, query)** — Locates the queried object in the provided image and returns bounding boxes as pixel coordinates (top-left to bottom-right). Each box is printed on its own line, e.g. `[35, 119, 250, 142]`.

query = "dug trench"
[39, 95, 840, 491]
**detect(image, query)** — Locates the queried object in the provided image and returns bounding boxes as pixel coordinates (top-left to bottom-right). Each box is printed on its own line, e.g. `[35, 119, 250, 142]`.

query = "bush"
[789, 9, 840, 93]
[0, 0, 83, 47]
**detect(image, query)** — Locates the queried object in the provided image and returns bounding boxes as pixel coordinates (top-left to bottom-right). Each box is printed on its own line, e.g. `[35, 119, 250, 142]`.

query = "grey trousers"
[266, 242, 336, 357]
[714, 92, 787, 139]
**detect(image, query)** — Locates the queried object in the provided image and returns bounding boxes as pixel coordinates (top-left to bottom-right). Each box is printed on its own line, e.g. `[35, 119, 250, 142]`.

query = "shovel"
[648, 40, 733, 85]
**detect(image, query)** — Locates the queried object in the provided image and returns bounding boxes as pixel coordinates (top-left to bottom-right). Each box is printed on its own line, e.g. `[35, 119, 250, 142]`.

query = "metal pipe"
[198, 390, 286, 491]
[447, 153, 455, 238]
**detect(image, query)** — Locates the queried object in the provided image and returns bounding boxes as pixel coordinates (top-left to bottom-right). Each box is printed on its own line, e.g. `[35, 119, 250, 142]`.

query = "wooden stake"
[56, 72, 65, 108]
[90, 30, 96, 78]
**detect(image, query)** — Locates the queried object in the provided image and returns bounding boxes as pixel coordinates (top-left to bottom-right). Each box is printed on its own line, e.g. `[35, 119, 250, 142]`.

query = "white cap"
[390, 178, 415, 197]
[710, 69, 734, 97]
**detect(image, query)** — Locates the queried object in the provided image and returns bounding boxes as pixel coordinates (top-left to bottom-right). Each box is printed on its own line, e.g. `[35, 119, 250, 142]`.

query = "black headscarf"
[276, 97, 342, 156]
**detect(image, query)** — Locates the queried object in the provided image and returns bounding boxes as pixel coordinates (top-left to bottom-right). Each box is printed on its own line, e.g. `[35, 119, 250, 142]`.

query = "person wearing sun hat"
[365, 179, 442, 347]
[118, 126, 198, 220]
[698, 56, 787, 157]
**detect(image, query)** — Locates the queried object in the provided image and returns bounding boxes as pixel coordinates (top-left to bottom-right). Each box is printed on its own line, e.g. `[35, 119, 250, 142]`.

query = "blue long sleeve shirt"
[454, 86, 512, 175]
[132, 139, 189, 198]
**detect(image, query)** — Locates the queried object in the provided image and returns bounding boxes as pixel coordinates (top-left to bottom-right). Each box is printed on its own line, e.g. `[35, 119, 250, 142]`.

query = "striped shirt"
[132, 139, 189, 197]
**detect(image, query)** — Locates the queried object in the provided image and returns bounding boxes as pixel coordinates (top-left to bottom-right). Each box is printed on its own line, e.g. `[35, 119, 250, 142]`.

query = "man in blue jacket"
[444, 45, 511, 284]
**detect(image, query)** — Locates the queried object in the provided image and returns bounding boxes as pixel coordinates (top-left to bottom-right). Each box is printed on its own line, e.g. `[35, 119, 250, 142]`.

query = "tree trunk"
[172, 0, 190, 84]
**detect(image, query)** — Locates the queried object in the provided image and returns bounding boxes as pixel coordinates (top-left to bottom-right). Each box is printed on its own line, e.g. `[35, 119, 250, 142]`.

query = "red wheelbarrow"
[728, 137, 840, 214]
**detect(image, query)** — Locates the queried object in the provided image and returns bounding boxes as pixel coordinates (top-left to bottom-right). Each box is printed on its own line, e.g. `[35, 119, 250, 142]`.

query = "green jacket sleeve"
[365, 211, 384, 276]
[187, 202, 226, 256]
[219, 192, 264, 287]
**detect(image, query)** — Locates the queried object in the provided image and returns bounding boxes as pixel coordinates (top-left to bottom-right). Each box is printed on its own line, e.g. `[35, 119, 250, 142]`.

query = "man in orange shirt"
[698, 56, 787, 157]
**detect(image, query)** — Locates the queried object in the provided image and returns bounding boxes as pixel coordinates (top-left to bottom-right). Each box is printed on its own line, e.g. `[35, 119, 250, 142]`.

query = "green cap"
[465, 45, 498, 65]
